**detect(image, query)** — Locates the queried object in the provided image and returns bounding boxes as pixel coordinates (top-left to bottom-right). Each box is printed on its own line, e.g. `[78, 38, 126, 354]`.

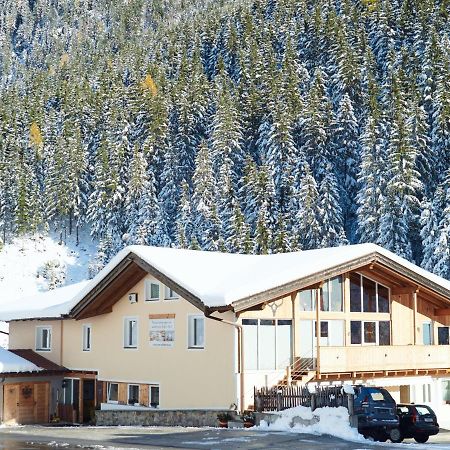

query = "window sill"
[36, 348, 51, 352]
[82, 349, 91, 352]
[145, 298, 160, 302]
[164, 297, 179, 300]
[188, 346, 204, 350]
[124, 346, 138, 349]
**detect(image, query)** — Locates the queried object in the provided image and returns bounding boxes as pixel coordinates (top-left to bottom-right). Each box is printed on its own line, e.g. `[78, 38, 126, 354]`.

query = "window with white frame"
[107, 382, 118, 402]
[188, 315, 205, 348]
[350, 273, 390, 313]
[164, 285, 178, 300]
[350, 320, 391, 345]
[128, 384, 139, 405]
[242, 319, 292, 370]
[145, 280, 160, 301]
[36, 326, 52, 351]
[82, 324, 92, 351]
[150, 385, 160, 408]
[124, 318, 138, 348]
[298, 276, 343, 312]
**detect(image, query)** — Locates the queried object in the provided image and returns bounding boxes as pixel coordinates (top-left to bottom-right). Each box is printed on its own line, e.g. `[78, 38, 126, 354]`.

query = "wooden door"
[3, 385, 19, 424]
[34, 383, 49, 423]
[18, 384, 36, 424]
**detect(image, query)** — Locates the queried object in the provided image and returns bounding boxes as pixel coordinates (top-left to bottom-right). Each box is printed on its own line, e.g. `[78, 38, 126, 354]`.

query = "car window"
[370, 392, 385, 401]
[397, 406, 409, 414]
[415, 406, 433, 415]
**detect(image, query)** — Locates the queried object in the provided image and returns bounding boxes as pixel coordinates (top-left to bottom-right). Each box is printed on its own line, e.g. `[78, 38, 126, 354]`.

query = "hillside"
[0, 0, 450, 280]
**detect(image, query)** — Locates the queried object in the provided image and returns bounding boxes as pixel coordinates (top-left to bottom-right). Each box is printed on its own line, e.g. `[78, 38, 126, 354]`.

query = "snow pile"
[0, 347, 41, 373]
[258, 406, 364, 442]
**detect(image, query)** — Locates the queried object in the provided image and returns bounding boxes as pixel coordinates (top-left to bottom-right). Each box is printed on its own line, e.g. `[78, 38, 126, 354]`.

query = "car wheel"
[389, 428, 403, 443]
[414, 435, 429, 444]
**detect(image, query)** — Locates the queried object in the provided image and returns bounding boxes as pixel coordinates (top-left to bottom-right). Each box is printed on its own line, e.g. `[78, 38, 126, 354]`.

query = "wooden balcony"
[319, 345, 450, 376]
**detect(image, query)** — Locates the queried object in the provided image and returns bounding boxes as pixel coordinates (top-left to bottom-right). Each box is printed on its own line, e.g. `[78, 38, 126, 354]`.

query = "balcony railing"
[319, 345, 450, 373]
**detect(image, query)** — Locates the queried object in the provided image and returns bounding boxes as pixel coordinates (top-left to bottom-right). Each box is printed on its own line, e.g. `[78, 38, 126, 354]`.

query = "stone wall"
[95, 409, 234, 427]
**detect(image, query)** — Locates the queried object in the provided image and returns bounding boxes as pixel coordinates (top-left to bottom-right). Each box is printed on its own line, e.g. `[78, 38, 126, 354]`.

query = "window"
[82, 324, 92, 351]
[321, 276, 343, 311]
[363, 322, 376, 344]
[314, 321, 329, 338]
[128, 384, 139, 405]
[351, 320, 391, 345]
[164, 285, 178, 300]
[62, 379, 79, 408]
[242, 319, 292, 370]
[350, 273, 362, 312]
[299, 289, 316, 311]
[124, 318, 138, 348]
[107, 383, 118, 402]
[145, 281, 160, 301]
[379, 321, 391, 345]
[423, 322, 433, 345]
[438, 326, 449, 345]
[351, 321, 362, 344]
[350, 273, 390, 313]
[188, 315, 205, 349]
[36, 326, 52, 351]
[150, 385, 160, 408]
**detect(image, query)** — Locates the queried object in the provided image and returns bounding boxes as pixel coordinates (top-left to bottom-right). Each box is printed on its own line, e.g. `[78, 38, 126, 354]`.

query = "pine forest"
[0, 0, 450, 278]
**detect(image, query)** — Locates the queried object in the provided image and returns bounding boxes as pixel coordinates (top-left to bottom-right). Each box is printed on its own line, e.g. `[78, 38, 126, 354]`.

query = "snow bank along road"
[1, 426, 450, 449]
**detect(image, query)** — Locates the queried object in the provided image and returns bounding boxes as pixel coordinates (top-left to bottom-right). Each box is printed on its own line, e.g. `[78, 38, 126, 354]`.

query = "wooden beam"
[392, 286, 420, 295]
[435, 308, 450, 316]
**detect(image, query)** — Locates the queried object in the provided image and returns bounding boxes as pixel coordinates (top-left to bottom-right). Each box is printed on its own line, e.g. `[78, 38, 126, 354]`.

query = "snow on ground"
[0, 227, 97, 347]
[257, 406, 365, 442]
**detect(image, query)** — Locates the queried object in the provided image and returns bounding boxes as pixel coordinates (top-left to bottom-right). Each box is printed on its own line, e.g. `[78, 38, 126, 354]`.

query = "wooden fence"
[254, 385, 311, 412]
[254, 385, 350, 412]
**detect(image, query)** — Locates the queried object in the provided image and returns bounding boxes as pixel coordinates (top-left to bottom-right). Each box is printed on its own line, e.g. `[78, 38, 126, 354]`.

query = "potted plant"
[217, 412, 232, 428]
[242, 411, 256, 428]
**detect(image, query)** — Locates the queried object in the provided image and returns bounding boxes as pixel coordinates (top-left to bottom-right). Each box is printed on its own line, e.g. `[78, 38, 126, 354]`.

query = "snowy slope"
[0, 227, 97, 347]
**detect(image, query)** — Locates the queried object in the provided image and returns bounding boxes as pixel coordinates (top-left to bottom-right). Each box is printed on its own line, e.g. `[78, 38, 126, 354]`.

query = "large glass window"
[321, 276, 343, 311]
[242, 319, 292, 370]
[350, 273, 362, 312]
[363, 278, 377, 312]
[351, 320, 391, 345]
[350, 273, 390, 313]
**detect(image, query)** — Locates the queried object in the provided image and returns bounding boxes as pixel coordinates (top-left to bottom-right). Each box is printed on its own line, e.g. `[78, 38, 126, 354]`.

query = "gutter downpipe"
[206, 314, 244, 413]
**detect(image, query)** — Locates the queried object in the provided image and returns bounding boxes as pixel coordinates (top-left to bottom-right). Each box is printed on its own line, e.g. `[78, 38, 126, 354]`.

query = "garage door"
[3, 382, 49, 424]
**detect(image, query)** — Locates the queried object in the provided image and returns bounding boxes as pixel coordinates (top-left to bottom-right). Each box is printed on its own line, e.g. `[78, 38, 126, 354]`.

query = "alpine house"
[2, 243, 450, 425]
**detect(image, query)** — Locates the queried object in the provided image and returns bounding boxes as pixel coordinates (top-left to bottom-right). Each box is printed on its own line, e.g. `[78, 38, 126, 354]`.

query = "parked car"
[352, 386, 400, 442]
[394, 403, 440, 443]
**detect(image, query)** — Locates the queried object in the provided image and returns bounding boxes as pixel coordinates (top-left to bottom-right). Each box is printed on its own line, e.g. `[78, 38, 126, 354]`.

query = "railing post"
[286, 365, 292, 386]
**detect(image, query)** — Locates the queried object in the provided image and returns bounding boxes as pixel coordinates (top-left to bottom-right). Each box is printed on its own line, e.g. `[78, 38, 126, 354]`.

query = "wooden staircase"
[279, 357, 317, 386]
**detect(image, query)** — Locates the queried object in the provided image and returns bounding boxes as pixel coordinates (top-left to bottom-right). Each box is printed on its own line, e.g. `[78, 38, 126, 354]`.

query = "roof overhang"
[70, 252, 210, 320]
[231, 252, 450, 312]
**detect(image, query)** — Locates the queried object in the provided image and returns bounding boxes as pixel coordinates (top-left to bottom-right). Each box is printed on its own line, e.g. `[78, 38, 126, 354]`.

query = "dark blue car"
[352, 386, 400, 442]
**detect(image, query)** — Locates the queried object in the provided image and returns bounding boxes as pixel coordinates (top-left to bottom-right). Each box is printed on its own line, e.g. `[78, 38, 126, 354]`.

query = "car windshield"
[415, 405, 433, 416]
[359, 387, 395, 403]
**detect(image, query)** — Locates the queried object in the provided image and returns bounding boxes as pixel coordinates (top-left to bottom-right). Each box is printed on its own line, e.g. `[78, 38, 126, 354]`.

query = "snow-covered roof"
[0, 280, 89, 321]
[0, 348, 41, 373]
[2, 243, 450, 321]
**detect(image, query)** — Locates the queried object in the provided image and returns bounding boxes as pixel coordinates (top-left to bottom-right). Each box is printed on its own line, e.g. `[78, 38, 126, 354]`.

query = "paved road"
[1, 426, 450, 449]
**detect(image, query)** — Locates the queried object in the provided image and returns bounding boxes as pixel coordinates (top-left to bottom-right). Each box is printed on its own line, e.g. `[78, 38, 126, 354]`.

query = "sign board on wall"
[149, 314, 175, 348]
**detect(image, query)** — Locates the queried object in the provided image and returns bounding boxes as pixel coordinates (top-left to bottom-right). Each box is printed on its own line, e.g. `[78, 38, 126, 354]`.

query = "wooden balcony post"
[413, 291, 418, 345]
[315, 286, 321, 372]
[291, 292, 297, 364]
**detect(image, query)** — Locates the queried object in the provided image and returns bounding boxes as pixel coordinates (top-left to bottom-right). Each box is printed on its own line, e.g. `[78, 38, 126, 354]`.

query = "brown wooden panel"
[118, 383, 127, 404]
[139, 385, 149, 406]
[34, 383, 49, 423]
[3, 385, 18, 423]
